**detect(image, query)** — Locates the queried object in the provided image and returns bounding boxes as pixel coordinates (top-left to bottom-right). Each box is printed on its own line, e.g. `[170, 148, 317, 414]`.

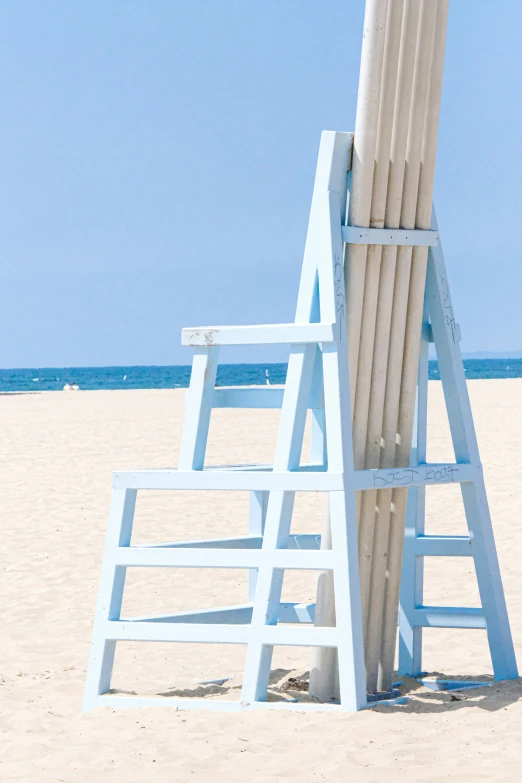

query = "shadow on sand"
[372, 673, 522, 714]
[109, 669, 522, 712]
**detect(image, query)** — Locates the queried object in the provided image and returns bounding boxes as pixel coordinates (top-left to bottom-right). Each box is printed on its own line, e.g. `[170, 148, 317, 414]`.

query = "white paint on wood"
[182, 322, 335, 346]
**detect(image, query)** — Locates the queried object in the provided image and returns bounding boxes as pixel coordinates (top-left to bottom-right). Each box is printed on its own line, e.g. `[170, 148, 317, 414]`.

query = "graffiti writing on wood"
[372, 465, 459, 488]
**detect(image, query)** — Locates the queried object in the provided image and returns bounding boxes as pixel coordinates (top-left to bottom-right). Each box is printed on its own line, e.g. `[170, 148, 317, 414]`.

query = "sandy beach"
[2, 380, 522, 781]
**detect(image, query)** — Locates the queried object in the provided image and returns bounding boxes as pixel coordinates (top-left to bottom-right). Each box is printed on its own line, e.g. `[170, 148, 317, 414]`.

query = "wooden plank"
[123, 601, 316, 625]
[82, 488, 137, 712]
[262, 626, 337, 647]
[310, 192, 366, 710]
[213, 386, 285, 409]
[309, 346, 327, 467]
[414, 535, 472, 557]
[342, 226, 439, 246]
[139, 535, 263, 550]
[134, 533, 320, 551]
[106, 621, 250, 643]
[295, 131, 352, 324]
[113, 546, 334, 570]
[123, 604, 254, 625]
[354, 462, 475, 490]
[413, 606, 486, 629]
[343, 0, 388, 398]
[378, 1, 447, 693]
[112, 468, 343, 492]
[248, 490, 268, 599]
[105, 621, 337, 647]
[397, 296, 429, 679]
[182, 322, 335, 346]
[178, 347, 219, 470]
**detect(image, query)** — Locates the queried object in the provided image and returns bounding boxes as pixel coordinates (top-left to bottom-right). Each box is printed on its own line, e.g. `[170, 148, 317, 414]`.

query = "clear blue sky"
[2, 0, 522, 368]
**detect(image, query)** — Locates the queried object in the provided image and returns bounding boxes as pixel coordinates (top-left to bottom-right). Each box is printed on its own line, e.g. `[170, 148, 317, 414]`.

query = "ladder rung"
[114, 546, 334, 570]
[413, 606, 486, 629]
[181, 322, 335, 346]
[106, 621, 249, 644]
[212, 385, 325, 410]
[213, 386, 285, 409]
[113, 467, 342, 492]
[414, 535, 473, 557]
[262, 625, 337, 647]
[106, 621, 336, 647]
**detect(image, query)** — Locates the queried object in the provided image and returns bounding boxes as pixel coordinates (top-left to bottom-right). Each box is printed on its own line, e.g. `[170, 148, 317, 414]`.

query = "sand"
[2, 381, 522, 782]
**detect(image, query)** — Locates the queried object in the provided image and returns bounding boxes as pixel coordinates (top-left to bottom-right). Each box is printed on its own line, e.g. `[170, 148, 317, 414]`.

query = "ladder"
[398, 213, 518, 685]
[83, 130, 517, 713]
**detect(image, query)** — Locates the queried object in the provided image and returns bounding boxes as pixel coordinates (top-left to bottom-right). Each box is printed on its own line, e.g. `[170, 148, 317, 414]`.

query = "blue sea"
[1, 359, 522, 393]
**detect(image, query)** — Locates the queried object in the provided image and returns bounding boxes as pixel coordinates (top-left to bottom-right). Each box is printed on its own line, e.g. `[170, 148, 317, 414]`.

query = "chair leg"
[462, 478, 518, 681]
[241, 491, 295, 705]
[83, 488, 137, 711]
[330, 490, 367, 711]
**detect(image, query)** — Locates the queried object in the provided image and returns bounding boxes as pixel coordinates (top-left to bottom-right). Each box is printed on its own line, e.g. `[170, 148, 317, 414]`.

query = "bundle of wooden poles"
[310, 0, 449, 699]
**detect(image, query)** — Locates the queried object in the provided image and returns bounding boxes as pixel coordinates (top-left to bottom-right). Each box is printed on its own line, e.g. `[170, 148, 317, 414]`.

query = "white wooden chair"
[83, 130, 517, 713]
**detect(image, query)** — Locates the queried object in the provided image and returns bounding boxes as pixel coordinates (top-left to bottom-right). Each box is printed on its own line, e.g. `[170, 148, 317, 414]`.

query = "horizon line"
[3, 353, 522, 372]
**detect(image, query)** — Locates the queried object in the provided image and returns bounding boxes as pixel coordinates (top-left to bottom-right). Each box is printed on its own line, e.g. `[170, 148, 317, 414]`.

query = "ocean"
[2, 359, 522, 393]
